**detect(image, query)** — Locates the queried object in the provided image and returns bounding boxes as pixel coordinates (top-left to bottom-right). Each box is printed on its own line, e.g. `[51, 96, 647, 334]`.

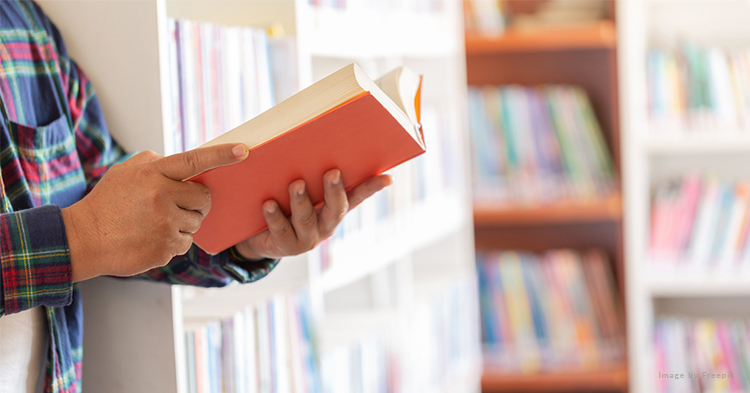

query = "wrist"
[231, 243, 264, 261]
[62, 204, 100, 283]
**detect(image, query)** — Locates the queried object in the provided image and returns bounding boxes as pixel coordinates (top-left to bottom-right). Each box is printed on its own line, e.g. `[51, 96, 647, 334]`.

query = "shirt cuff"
[220, 246, 279, 284]
[0, 205, 73, 315]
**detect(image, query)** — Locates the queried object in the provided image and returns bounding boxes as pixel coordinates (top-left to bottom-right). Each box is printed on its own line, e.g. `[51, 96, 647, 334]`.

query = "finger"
[171, 232, 194, 258]
[318, 169, 348, 236]
[262, 200, 296, 244]
[173, 181, 212, 217]
[155, 143, 248, 180]
[119, 150, 163, 167]
[175, 209, 203, 234]
[288, 179, 318, 248]
[347, 175, 393, 211]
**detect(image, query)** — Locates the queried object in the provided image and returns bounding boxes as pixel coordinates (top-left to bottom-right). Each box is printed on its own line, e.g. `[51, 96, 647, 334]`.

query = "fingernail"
[266, 202, 276, 214]
[297, 184, 305, 196]
[232, 144, 247, 157]
[332, 171, 341, 185]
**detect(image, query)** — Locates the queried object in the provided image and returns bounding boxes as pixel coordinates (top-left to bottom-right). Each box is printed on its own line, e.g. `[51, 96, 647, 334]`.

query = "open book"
[191, 63, 425, 254]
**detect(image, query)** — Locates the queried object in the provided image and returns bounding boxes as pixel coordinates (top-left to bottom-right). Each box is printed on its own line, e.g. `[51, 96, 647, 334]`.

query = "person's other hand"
[232, 169, 392, 260]
[62, 144, 248, 282]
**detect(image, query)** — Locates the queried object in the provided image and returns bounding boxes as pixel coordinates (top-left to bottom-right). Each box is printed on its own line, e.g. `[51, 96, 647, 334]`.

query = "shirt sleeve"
[133, 247, 279, 287]
[0, 205, 72, 316]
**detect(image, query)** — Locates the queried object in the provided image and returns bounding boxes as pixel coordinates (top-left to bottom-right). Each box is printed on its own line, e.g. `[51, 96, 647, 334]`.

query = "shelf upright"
[464, 2, 628, 391]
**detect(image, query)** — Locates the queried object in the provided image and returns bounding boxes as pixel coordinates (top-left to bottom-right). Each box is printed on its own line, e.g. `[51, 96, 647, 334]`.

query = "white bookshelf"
[36, 0, 479, 392]
[619, 1, 750, 392]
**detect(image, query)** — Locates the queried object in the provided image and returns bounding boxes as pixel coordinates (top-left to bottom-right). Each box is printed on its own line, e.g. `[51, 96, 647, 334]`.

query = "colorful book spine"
[468, 85, 615, 206]
[183, 289, 319, 393]
[650, 175, 750, 267]
[654, 317, 750, 393]
[478, 249, 624, 373]
[166, 18, 281, 152]
[647, 45, 750, 131]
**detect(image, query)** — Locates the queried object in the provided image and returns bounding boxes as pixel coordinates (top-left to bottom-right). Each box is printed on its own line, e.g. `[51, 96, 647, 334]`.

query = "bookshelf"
[36, 0, 480, 392]
[465, 20, 617, 54]
[619, 0, 750, 392]
[464, 1, 627, 392]
[482, 364, 628, 393]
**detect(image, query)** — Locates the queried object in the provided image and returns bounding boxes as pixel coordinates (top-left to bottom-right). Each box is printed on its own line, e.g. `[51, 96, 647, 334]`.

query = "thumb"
[154, 143, 248, 180]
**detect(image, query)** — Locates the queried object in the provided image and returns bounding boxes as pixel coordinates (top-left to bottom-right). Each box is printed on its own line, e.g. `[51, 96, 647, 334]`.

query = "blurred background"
[37, 0, 750, 392]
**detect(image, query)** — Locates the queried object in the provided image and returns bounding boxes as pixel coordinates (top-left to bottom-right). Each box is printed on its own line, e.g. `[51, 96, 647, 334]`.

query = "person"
[0, 1, 392, 392]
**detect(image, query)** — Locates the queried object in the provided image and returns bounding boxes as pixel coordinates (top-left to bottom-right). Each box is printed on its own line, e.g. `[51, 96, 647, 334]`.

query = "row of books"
[654, 317, 750, 393]
[308, 0, 444, 13]
[650, 175, 750, 266]
[319, 334, 393, 393]
[463, 0, 506, 36]
[318, 104, 466, 270]
[405, 279, 481, 390]
[319, 279, 480, 393]
[464, 1, 609, 36]
[468, 85, 615, 205]
[166, 18, 278, 154]
[478, 249, 623, 373]
[648, 45, 750, 131]
[183, 290, 318, 393]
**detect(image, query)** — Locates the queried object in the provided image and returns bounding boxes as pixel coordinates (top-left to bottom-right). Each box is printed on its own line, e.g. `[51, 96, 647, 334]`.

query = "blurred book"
[319, 279, 480, 392]
[510, 0, 608, 31]
[468, 85, 615, 206]
[309, 0, 444, 13]
[478, 249, 624, 374]
[167, 18, 280, 154]
[464, 1, 609, 36]
[654, 317, 750, 393]
[184, 289, 319, 393]
[647, 45, 750, 131]
[464, 0, 507, 36]
[649, 175, 750, 269]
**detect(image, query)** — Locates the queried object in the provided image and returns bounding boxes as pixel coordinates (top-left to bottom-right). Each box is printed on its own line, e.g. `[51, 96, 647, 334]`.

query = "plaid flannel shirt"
[0, 2, 278, 392]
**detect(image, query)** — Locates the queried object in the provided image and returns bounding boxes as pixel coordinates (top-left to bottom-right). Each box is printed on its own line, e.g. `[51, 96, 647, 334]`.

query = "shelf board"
[321, 191, 468, 292]
[473, 194, 622, 226]
[482, 364, 628, 392]
[304, 6, 459, 58]
[644, 131, 750, 155]
[465, 21, 616, 54]
[646, 268, 750, 297]
[180, 254, 310, 320]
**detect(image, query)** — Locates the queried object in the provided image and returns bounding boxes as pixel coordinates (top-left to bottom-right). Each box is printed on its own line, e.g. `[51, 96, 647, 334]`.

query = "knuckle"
[199, 184, 211, 206]
[137, 164, 158, 179]
[338, 204, 349, 219]
[190, 215, 203, 233]
[146, 189, 163, 206]
[182, 151, 202, 174]
[157, 215, 173, 233]
[274, 222, 292, 237]
[298, 211, 317, 227]
[181, 236, 193, 254]
[320, 228, 335, 240]
[304, 236, 318, 251]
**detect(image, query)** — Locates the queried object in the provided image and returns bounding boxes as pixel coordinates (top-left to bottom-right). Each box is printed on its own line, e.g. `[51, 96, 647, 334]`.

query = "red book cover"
[190, 92, 425, 254]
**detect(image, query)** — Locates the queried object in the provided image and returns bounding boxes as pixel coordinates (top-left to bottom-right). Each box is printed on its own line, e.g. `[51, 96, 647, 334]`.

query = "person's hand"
[62, 144, 249, 282]
[232, 169, 392, 260]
